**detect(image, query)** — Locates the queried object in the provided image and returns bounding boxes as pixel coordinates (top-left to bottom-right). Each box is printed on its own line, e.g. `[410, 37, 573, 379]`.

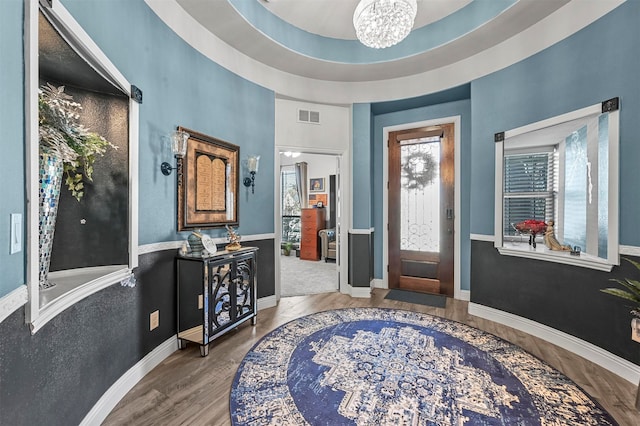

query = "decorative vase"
[38, 152, 64, 289]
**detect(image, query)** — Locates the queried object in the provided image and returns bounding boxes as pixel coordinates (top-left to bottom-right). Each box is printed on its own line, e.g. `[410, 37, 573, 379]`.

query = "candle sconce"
[161, 130, 190, 184]
[243, 155, 260, 194]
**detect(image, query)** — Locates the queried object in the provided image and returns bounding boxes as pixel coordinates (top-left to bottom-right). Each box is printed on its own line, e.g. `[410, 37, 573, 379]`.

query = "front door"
[388, 124, 454, 296]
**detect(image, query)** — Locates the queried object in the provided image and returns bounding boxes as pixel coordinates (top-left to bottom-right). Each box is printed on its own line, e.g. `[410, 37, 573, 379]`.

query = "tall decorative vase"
[39, 152, 64, 289]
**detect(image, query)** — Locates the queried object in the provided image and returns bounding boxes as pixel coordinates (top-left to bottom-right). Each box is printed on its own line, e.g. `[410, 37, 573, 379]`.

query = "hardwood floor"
[103, 290, 640, 425]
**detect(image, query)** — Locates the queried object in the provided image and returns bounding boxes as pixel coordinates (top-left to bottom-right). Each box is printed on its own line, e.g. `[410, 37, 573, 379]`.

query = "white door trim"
[382, 116, 462, 298]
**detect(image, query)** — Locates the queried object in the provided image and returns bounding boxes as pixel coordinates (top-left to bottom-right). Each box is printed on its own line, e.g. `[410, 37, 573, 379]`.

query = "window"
[494, 99, 619, 271]
[503, 150, 556, 241]
[281, 167, 301, 243]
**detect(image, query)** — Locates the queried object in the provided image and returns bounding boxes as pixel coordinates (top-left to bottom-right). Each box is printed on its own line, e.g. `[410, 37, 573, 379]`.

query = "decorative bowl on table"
[514, 219, 547, 248]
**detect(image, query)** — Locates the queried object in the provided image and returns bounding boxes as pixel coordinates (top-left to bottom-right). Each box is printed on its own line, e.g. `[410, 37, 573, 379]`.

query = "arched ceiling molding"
[145, 0, 625, 105]
[224, 0, 517, 64]
[262, 0, 472, 40]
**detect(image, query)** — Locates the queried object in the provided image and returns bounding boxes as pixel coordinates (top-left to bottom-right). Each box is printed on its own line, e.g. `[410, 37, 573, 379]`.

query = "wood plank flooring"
[103, 290, 640, 425]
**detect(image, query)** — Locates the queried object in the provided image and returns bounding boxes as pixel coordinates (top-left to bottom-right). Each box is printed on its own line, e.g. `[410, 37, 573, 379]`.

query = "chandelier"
[353, 0, 418, 49]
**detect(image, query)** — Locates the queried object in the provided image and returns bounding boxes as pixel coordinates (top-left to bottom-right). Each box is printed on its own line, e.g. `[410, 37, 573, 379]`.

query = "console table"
[176, 247, 258, 356]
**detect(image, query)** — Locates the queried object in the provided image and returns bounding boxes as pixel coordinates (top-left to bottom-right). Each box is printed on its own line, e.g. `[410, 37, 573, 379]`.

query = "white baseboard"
[371, 279, 386, 289]
[258, 295, 277, 310]
[0, 285, 28, 324]
[456, 289, 471, 301]
[468, 302, 640, 384]
[83, 295, 276, 424]
[81, 336, 178, 426]
[350, 285, 372, 298]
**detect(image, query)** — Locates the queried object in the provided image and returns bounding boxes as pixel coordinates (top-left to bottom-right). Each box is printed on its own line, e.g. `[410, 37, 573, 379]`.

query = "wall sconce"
[160, 130, 190, 182]
[243, 155, 260, 194]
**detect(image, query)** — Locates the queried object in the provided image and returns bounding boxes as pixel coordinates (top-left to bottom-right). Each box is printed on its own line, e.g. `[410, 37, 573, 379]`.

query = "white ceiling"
[260, 0, 472, 40]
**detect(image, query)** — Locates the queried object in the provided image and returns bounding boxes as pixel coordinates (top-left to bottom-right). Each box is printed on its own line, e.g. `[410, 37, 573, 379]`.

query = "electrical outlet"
[198, 294, 203, 310]
[632, 318, 640, 343]
[150, 310, 159, 331]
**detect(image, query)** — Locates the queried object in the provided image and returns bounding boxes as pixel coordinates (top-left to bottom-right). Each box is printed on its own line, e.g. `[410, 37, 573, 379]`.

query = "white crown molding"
[145, 0, 623, 104]
[0, 285, 28, 324]
[468, 302, 640, 385]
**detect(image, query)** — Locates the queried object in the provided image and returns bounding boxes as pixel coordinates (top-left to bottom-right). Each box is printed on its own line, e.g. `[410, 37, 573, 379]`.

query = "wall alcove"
[40, 12, 130, 273]
[27, 1, 139, 331]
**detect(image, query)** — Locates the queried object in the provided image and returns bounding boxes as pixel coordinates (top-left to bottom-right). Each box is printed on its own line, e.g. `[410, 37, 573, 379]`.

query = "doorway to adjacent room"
[278, 151, 341, 297]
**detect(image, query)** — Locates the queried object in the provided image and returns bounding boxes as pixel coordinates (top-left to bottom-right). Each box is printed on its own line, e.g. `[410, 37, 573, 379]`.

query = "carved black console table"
[176, 247, 258, 356]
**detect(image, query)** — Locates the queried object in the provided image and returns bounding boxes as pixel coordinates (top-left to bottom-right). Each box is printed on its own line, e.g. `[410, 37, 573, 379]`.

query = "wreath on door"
[401, 150, 437, 190]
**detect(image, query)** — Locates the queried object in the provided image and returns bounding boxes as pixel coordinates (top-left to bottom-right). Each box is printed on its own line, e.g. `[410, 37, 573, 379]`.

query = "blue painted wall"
[470, 1, 640, 242]
[0, 0, 274, 299]
[59, 0, 275, 246]
[0, 0, 25, 297]
[371, 100, 472, 290]
[352, 103, 373, 229]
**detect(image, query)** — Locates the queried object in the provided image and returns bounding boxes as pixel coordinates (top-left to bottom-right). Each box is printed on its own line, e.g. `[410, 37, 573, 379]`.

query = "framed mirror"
[494, 98, 619, 271]
[177, 127, 239, 230]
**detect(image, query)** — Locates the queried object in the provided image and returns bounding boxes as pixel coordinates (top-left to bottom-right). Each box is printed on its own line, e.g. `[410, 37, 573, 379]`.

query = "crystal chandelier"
[353, 0, 418, 49]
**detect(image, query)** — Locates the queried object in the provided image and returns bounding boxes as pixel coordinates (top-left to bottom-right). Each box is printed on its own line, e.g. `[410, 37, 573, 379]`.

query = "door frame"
[382, 116, 463, 299]
[274, 146, 350, 301]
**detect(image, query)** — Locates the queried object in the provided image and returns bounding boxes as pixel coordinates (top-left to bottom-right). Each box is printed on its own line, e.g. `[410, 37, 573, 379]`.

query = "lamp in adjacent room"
[160, 130, 190, 183]
[353, 0, 418, 49]
[243, 155, 260, 194]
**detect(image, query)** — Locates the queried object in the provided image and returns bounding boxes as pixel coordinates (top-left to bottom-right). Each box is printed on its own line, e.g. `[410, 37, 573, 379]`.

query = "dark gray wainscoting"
[349, 232, 373, 288]
[470, 240, 640, 365]
[0, 238, 274, 425]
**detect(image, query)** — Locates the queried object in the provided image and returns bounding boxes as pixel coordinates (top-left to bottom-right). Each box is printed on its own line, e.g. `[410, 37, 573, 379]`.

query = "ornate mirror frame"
[177, 128, 239, 230]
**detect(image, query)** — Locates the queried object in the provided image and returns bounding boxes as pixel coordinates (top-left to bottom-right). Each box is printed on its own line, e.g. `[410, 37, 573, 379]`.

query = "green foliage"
[601, 257, 640, 318]
[282, 241, 293, 255]
[39, 83, 116, 201]
[401, 150, 437, 190]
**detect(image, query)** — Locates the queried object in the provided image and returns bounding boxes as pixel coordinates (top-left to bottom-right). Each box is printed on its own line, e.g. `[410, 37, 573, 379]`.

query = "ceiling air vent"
[298, 109, 320, 125]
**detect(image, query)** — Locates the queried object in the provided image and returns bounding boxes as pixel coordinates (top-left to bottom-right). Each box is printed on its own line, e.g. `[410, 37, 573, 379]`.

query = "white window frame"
[494, 101, 619, 272]
[25, 0, 139, 332]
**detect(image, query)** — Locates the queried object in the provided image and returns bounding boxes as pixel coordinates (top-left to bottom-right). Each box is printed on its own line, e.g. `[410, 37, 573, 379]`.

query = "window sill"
[30, 265, 131, 334]
[497, 242, 614, 272]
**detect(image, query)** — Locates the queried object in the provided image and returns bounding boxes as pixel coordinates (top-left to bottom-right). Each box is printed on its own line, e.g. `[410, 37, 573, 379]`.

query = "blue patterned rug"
[230, 308, 617, 425]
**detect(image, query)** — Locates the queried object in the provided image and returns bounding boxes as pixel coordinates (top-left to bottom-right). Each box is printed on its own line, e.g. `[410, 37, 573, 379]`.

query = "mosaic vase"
[39, 152, 64, 289]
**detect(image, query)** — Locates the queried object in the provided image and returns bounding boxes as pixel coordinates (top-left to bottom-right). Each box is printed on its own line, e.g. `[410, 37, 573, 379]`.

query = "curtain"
[295, 161, 308, 208]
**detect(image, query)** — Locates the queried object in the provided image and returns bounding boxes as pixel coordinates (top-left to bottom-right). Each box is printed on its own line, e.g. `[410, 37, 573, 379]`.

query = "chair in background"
[319, 229, 336, 262]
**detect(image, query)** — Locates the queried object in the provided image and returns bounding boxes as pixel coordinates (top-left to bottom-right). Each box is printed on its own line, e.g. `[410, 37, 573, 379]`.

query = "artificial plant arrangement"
[601, 257, 640, 318]
[39, 83, 116, 201]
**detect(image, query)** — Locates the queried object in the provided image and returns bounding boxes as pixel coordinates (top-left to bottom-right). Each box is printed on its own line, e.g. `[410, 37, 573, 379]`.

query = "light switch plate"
[10, 214, 22, 254]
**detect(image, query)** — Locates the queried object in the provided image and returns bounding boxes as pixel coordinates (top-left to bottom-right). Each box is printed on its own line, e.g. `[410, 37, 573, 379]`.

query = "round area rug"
[230, 308, 617, 425]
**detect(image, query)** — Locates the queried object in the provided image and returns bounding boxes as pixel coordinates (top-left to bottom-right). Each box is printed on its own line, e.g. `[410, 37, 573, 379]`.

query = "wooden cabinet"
[176, 247, 258, 356]
[300, 208, 325, 260]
